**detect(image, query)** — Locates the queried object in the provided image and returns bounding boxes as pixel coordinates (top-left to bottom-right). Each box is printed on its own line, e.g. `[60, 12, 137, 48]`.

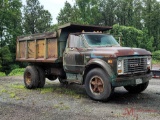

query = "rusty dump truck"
[16, 23, 152, 101]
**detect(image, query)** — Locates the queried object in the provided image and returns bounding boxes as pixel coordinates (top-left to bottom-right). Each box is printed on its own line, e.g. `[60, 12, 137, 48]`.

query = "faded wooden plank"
[18, 32, 57, 41]
[28, 41, 35, 58]
[19, 41, 26, 58]
[48, 38, 58, 58]
[37, 40, 45, 58]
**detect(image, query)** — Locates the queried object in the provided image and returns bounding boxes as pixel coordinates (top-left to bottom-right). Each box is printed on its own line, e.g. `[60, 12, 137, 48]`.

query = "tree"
[0, 0, 22, 74]
[99, 0, 117, 26]
[23, 0, 52, 34]
[0, 46, 12, 74]
[142, 0, 160, 50]
[111, 24, 154, 51]
[57, 1, 76, 25]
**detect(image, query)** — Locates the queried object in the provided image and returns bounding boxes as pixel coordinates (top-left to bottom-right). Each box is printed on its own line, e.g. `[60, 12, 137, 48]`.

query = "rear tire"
[124, 81, 149, 93]
[85, 68, 111, 101]
[24, 66, 39, 89]
[36, 66, 45, 88]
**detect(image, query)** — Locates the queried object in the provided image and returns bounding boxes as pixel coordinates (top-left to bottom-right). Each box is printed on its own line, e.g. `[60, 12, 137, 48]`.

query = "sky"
[22, 0, 75, 24]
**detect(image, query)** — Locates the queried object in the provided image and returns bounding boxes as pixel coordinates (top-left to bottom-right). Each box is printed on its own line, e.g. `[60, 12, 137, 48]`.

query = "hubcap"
[25, 72, 31, 85]
[90, 76, 104, 95]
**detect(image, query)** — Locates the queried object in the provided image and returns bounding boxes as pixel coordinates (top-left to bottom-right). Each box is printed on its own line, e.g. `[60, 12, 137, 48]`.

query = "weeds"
[8, 68, 24, 76]
[0, 72, 6, 77]
[53, 102, 70, 110]
[10, 93, 16, 98]
[11, 84, 25, 89]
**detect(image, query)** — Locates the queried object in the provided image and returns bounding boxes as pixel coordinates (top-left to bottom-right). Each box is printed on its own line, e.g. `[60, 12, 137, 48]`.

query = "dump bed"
[16, 32, 58, 63]
[16, 23, 112, 63]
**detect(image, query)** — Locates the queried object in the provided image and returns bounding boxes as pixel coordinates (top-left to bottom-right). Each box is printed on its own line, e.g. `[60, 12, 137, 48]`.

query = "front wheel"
[124, 81, 149, 94]
[84, 68, 111, 101]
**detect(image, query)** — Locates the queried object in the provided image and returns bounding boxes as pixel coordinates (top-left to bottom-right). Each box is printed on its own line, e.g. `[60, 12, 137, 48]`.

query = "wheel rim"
[25, 72, 31, 85]
[89, 76, 104, 95]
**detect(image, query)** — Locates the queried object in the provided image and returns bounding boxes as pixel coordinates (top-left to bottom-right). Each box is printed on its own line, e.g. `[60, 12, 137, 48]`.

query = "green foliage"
[8, 68, 24, 76]
[111, 24, 154, 51]
[0, 0, 22, 74]
[0, 46, 12, 74]
[0, 72, 6, 77]
[23, 0, 52, 34]
[152, 50, 160, 61]
[57, 1, 76, 25]
[57, 0, 102, 25]
[57, 0, 160, 51]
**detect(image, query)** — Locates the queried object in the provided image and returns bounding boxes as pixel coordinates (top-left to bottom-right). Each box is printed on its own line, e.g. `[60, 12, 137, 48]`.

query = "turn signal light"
[118, 70, 122, 73]
[108, 60, 113, 64]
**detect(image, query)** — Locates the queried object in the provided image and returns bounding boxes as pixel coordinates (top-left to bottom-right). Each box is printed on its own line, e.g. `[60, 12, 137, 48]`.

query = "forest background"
[0, 0, 160, 76]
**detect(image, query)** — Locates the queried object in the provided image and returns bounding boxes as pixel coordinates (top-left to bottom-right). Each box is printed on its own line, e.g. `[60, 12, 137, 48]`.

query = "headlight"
[147, 56, 152, 70]
[118, 60, 122, 68]
[117, 60, 124, 74]
[147, 57, 151, 65]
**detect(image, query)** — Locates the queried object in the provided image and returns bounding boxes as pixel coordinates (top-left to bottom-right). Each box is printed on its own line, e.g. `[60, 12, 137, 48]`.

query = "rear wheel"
[124, 81, 149, 93]
[85, 68, 111, 101]
[36, 66, 45, 88]
[24, 66, 39, 89]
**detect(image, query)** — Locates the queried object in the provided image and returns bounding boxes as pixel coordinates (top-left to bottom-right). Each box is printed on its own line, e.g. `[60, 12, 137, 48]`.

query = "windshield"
[84, 34, 120, 47]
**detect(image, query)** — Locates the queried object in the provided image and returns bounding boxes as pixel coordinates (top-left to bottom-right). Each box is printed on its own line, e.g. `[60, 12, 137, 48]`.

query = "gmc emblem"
[130, 64, 139, 67]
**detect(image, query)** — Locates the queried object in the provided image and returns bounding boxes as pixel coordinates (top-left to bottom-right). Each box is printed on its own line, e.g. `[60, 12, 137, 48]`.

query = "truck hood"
[90, 46, 151, 57]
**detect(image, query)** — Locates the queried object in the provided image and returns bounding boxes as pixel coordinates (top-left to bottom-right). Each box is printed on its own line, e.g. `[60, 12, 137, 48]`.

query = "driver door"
[63, 34, 85, 73]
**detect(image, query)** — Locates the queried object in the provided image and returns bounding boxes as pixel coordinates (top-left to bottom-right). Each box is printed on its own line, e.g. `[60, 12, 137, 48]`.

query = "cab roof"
[58, 23, 112, 32]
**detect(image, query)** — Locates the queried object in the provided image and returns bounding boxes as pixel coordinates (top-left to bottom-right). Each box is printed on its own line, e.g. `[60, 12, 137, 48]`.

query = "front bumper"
[112, 73, 152, 87]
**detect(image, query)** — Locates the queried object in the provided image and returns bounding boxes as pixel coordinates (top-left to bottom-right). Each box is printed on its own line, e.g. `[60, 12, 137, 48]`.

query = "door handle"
[70, 48, 74, 51]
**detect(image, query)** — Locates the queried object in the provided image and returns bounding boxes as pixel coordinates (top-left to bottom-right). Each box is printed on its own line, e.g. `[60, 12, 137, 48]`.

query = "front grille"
[124, 57, 147, 73]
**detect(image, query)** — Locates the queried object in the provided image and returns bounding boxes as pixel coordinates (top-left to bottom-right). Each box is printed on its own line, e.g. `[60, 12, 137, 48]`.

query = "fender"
[85, 58, 116, 82]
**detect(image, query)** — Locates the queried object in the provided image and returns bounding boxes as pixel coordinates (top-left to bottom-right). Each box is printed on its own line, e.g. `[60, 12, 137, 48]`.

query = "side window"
[69, 35, 79, 48]
[79, 36, 85, 48]
[69, 35, 85, 48]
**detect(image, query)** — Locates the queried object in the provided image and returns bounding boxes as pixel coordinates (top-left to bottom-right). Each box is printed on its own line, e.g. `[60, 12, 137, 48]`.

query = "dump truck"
[16, 23, 152, 101]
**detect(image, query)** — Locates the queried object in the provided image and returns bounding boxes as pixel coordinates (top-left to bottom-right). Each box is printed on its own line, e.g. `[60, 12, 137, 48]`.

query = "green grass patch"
[39, 87, 53, 94]
[38, 85, 85, 99]
[53, 102, 70, 110]
[152, 59, 160, 64]
[8, 68, 24, 76]
[0, 72, 6, 77]
[0, 89, 7, 94]
[10, 93, 16, 98]
[11, 84, 25, 89]
[52, 86, 84, 99]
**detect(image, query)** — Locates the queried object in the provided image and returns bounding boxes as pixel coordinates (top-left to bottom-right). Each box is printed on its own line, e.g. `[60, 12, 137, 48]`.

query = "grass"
[53, 102, 70, 110]
[0, 89, 7, 93]
[38, 85, 85, 99]
[9, 92, 16, 98]
[52, 86, 84, 99]
[39, 87, 53, 94]
[0, 72, 6, 77]
[11, 84, 25, 89]
[0, 88, 18, 99]
[8, 68, 24, 76]
[152, 59, 160, 64]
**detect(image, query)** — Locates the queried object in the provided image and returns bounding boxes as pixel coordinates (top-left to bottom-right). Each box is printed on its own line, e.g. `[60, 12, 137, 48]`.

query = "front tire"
[85, 68, 111, 101]
[24, 66, 39, 89]
[124, 81, 149, 94]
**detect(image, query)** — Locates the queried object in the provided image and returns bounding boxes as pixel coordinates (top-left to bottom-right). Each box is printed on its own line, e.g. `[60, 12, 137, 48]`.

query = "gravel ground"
[0, 76, 160, 120]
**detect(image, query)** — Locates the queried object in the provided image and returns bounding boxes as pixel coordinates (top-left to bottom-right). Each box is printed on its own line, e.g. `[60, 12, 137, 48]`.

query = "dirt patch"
[0, 76, 160, 120]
